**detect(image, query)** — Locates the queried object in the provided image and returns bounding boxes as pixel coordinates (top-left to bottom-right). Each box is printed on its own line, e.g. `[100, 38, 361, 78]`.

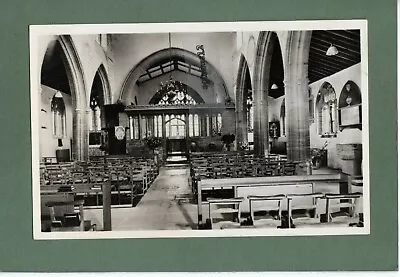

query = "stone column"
[253, 86, 269, 157]
[285, 77, 310, 164]
[284, 31, 312, 174]
[73, 108, 88, 161]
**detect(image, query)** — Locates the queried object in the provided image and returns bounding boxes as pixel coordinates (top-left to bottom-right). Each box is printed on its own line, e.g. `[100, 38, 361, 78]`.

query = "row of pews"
[190, 152, 296, 184]
[189, 152, 364, 230]
[40, 156, 160, 232]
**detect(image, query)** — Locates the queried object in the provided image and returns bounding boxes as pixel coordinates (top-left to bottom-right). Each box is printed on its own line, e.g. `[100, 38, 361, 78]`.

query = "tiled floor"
[84, 165, 360, 231]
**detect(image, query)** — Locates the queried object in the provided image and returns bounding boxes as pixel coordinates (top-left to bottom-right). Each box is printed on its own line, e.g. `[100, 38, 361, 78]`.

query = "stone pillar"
[284, 31, 312, 174]
[73, 108, 88, 161]
[253, 86, 269, 157]
[285, 77, 311, 165]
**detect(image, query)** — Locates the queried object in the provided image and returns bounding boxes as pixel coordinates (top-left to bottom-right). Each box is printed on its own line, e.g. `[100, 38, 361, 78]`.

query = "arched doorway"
[40, 36, 87, 161]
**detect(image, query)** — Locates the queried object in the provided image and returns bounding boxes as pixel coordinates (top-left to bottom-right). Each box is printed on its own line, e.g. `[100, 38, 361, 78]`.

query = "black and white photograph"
[30, 20, 369, 239]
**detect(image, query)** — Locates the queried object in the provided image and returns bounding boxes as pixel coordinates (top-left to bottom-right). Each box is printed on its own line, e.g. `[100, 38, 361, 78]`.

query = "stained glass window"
[51, 92, 66, 139]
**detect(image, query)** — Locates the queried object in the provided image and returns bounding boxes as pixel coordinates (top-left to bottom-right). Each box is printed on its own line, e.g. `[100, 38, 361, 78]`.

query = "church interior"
[36, 29, 365, 232]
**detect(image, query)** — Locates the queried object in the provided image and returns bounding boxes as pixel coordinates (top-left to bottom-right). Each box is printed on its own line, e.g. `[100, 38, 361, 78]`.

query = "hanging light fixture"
[326, 44, 339, 56]
[155, 32, 191, 105]
[271, 83, 278, 89]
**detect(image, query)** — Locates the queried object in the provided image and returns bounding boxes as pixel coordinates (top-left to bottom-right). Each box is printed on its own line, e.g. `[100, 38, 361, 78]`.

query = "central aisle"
[111, 165, 199, 231]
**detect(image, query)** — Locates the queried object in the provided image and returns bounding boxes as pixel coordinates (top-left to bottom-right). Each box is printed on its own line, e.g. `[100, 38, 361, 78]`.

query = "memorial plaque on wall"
[339, 104, 362, 127]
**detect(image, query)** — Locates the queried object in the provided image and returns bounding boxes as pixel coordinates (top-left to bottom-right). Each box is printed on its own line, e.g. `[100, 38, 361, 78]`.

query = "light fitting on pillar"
[326, 44, 339, 56]
[271, 83, 278, 90]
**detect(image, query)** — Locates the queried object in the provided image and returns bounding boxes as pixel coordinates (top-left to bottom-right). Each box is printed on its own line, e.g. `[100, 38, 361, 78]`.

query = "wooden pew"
[246, 194, 286, 227]
[325, 193, 363, 225]
[287, 193, 325, 228]
[206, 197, 244, 229]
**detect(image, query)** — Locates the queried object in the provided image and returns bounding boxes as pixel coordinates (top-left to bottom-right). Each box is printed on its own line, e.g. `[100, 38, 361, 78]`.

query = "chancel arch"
[120, 47, 230, 105]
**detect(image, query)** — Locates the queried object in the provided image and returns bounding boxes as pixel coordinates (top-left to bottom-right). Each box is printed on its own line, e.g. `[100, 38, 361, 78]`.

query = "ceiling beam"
[308, 65, 333, 77]
[325, 30, 361, 44]
[312, 33, 360, 54]
[309, 51, 355, 69]
[146, 69, 152, 79]
[309, 60, 343, 74]
[309, 45, 360, 65]
[310, 39, 360, 60]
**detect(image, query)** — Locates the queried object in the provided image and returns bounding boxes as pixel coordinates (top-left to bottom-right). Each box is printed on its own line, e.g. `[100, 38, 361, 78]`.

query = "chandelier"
[155, 32, 195, 105]
[157, 77, 192, 104]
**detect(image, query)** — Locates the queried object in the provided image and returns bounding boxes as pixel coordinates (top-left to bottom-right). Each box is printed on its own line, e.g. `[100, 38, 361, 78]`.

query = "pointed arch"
[96, 63, 112, 105]
[40, 35, 88, 161]
[253, 31, 283, 156]
[316, 81, 338, 136]
[236, 54, 253, 149]
[338, 80, 362, 108]
[119, 47, 230, 104]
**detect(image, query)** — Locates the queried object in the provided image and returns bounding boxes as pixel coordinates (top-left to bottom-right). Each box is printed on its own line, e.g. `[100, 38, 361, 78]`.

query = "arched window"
[194, 114, 200, 136]
[246, 89, 254, 133]
[338, 81, 362, 108]
[155, 79, 198, 105]
[316, 82, 338, 137]
[337, 81, 362, 129]
[89, 95, 102, 131]
[189, 114, 193, 137]
[51, 92, 66, 139]
[217, 113, 222, 135]
[157, 115, 162, 137]
[206, 114, 210, 136]
[280, 99, 286, 136]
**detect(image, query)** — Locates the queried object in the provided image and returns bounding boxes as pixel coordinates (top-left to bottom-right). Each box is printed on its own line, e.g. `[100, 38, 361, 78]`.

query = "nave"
[36, 28, 365, 234]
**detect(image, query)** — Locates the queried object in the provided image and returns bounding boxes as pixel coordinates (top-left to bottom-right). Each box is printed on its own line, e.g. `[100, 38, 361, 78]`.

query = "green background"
[0, 0, 397, 272]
